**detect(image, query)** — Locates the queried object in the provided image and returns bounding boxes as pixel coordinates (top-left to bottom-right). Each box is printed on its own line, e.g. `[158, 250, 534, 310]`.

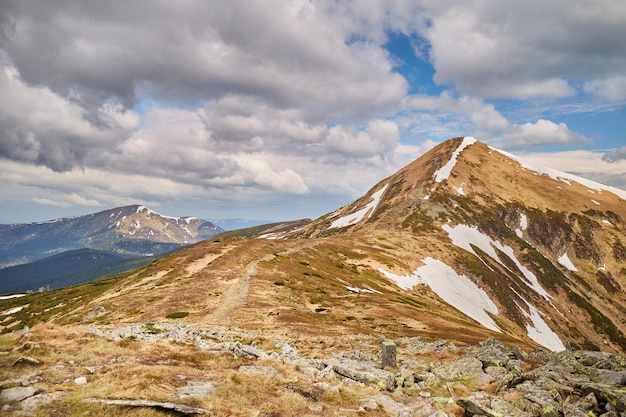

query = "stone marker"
[382, 341, 396, 368]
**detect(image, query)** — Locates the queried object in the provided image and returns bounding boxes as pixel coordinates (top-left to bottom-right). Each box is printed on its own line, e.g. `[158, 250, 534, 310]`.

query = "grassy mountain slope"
[2, 137, 625, 355]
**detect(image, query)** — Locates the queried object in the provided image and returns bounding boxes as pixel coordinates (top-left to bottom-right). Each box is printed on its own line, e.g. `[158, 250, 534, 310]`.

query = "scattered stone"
[313, 382, 340, 394]
[86, 365, 103, 374]
[11, 356, 41, 367]
[285, 384, 321, 401]
[360, 393, 409, 415]
[433, 356, 491, 383]
[74, 376, 88, 385]
[20, 392, 64, 413]
[280, 343, 298, 360]
[0, 386, 41, 402]
[82, 398, 212, 415]
[513, 346, 527, 360]
[0, 371, 43, 388]
[324, 358, 395, 391]
[457, 397, 502, 417]
[15, 341, 41, 352]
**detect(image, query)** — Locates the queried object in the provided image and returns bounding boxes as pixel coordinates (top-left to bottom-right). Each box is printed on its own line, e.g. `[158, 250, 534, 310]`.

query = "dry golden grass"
[3, 323, 423, 416]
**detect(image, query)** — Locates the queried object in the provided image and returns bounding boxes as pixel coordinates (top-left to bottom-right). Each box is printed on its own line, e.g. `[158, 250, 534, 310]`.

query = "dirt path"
[206, 253, 274, 324]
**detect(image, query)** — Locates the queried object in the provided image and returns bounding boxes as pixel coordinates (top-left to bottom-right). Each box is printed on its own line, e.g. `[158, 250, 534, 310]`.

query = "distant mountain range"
[209, 218, 275, 231]
[0, 204, 224, 269]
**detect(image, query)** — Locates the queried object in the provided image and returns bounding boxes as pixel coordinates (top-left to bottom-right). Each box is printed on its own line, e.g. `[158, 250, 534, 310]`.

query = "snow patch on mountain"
[443, 223, 552, 303]
[379, 268, 424, 290]
[558, 252, 577, 272]
[329, 184, 388, 229]
[346, 286, 383, 294]
[2, 305, 24, 315]
[380, 257, 500, 333]
[0, 294, 26, 300]
[434, 137, 477, 183]
[515, 292, 565, 351]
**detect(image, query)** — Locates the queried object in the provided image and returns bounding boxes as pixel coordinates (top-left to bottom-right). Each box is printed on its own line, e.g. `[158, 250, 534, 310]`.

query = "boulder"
[360, 393, 409, 415]
[0, 386, 41, 402]
[433, 356, 492, 383]
[324, 359, 395, 391]
[12, 356, 41, 367]
[20, 392, 64, 413]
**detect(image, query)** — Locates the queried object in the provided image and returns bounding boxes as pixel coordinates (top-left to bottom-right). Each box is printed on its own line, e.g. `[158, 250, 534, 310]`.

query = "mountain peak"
[0, 205, 224, 268]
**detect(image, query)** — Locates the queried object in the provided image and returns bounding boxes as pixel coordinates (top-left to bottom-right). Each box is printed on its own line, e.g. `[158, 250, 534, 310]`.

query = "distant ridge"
[0, 204, 224, 268]
[0, 248, 153, 294]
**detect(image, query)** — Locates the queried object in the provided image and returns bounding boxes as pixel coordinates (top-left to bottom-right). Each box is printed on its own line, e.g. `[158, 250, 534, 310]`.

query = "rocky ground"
[1, 322, 626, 416]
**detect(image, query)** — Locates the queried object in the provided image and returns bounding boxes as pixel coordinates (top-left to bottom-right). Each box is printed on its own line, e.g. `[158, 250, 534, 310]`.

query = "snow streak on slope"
[380, 258, 500, 333]
[434, 137, 477, 183]
[329, 184, 388, 229]
[515, 293, 565, 351]
[491, 147, 626, 200]
[515, 214, 528, 239]
[558, 252, 578, 272]
[443, 224, 552, 302]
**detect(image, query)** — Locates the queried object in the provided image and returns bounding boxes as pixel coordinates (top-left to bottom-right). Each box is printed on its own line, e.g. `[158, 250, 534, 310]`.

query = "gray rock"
[0, 371, 43, 388]
[513, 346, 527, 360]
[281, 343, 298, 360]
[74, 376, 88, 385]
[231, 342, 271, 359]
[457, 398, 501, 417]
[596, 370, 626, 385]
[561, 393, 598, 417]
[490, 396, 533, 417]
[396, 369, 415, 388]
[15, 341, 41, 352]
[238, 365, 284, 378]
[82, 398, 212, 415]
[485, 365, 508, 379]
[12, 356, 41, 367]
[582, 383, 626, 412]
[20, 392, 64, 413]
[313, 382, 340, 394]
[325, 359, 395, 391]
[0, 386, 41, 402]
[433, 356, 491, 383]
[360, 393, 409, 415]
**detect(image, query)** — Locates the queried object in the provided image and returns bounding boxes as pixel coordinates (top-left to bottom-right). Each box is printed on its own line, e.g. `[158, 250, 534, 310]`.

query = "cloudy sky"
[1, 0, 625, 224]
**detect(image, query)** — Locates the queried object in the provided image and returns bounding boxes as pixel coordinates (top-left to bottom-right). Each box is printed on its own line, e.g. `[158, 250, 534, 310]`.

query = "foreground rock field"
[1, 322, 625, 416]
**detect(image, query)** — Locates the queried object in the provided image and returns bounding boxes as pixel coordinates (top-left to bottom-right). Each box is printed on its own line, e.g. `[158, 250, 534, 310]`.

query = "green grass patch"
[165, 311, 189, 319]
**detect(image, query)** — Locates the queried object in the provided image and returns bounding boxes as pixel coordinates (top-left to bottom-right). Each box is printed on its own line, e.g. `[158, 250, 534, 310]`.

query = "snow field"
[380, 257, 500, 333]
[442, 223, 552, 302]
